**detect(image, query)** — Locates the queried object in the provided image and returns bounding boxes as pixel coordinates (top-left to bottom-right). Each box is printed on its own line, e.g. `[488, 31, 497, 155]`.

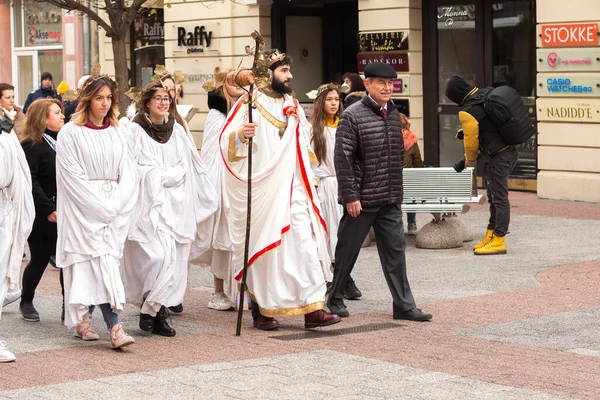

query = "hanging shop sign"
[436, 5, 475, 29]
[537, 48, 600, 72]
[357, 53, 409, 73]
[176, 25, 216, 54]
[133, 9, 164, 49]
[537, 74, 600, 97]
[541, 23, 599, 47]
[25, 7, 62, 46]
[537, 98, 600, 123]
[393, 77, 410, 94]
[358, 31, 408, 52]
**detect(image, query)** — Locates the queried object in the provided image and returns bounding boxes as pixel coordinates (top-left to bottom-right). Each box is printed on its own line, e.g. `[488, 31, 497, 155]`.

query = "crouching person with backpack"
[445, 75, 519, 255]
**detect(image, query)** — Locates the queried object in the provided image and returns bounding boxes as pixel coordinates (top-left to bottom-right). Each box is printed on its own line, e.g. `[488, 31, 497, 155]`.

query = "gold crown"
[125, 65, 185, 103]
[81, 65, 115, 91]
[202, 67, 229, 93]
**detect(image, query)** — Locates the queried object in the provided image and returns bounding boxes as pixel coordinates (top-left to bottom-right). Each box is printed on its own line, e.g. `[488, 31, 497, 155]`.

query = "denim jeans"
[484, 146, 518, 237]
[407, 212, 416, 224]
[89, 303, 119, 329]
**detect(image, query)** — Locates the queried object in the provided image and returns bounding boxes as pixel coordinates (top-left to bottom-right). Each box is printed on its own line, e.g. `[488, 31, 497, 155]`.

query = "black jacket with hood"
[445, 75, 507, 160]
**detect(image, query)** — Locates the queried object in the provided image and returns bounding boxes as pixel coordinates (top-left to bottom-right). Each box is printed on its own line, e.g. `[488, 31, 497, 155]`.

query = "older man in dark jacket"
[328, 62, 431, 322]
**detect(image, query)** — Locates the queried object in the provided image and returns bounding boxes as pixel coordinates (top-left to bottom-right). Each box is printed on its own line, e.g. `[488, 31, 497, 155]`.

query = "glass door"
[424, 1, 485, 167]
[13, 51, 39, 106]
[423, 0, 537, 187]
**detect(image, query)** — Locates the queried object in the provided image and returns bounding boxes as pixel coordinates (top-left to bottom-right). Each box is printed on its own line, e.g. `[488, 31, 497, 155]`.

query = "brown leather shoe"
[304, 309, 341, 329]
[253, 315, 280, 330]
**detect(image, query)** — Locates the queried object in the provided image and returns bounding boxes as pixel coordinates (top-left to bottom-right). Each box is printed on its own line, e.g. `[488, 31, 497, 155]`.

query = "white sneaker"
[3, 290, 21, 308]
[0, 341, 16, 363]
[208, 292, 234, 311]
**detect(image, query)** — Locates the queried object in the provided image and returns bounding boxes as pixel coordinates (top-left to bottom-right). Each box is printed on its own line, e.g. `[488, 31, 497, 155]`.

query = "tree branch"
[34, 0, 114, 35]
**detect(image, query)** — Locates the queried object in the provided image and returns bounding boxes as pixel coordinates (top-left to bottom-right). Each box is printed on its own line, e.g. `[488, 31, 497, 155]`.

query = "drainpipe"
[82, 13, 90, 74]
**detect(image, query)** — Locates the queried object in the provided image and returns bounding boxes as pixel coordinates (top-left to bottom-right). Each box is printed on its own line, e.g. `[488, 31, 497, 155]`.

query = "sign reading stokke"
[537, 74, 600, 97]
[357, 53, 409, 73]
[537, 48, 600, 71]
[537, 98, 600, 123]
[358, 31, 408, 52]
[541, 23, 599, 47]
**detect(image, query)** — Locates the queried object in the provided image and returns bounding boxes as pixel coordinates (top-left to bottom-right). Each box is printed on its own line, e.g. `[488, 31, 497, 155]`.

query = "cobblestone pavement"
[1, 191, 599, 399]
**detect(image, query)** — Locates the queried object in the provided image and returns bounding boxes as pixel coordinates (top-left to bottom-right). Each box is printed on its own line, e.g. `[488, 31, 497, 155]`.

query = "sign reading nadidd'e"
[541, 23, 599, 47]
[537, 98, 600, 123]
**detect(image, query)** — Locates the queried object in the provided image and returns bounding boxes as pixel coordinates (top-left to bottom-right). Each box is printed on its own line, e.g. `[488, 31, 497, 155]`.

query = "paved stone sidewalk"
[1, 192, 599, 399]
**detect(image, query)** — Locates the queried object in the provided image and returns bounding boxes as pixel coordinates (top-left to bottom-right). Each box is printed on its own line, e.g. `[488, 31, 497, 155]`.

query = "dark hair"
[309, 86, 343, 165]
[41, 72, 53, 82]
[264, 49, 293, 71]
[342, 73, 365, 92]
[140, 82, 185, 127]
[0, 83, 15, 97]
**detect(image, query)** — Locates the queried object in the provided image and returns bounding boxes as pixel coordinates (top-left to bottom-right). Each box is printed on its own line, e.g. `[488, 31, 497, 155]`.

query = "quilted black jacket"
[335, 93, 404, 208]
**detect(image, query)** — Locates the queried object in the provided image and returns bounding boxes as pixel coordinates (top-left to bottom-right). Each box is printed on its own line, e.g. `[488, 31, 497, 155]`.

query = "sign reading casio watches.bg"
[537, 74, 600, 97]
[541, 23, 599, 47]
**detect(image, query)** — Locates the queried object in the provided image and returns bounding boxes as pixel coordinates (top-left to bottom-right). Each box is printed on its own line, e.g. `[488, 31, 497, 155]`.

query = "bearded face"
[271, 64, 293, 95]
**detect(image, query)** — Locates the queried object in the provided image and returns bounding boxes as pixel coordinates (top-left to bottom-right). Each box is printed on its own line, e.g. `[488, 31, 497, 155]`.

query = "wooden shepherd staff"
[233, 31, 265, 336]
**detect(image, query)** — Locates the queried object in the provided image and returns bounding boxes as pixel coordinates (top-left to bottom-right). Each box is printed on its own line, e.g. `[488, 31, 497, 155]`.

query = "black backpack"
[465, 86, 536, 145]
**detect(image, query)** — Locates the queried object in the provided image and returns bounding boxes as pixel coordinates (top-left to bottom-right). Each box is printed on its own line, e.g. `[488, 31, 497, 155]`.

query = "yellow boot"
[474, 235, 507, 255]
[473, 229, 494, 251]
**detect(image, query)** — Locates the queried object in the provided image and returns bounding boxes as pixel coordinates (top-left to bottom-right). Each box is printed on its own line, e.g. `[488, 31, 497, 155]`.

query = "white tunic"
[220, 91, 331, 318]
[0, 131, 34, 317]
[193, 109, 235, 296]
[312, 125, 343, 262]
[121, 120, 217, 316]
[56, 122, 138, 328]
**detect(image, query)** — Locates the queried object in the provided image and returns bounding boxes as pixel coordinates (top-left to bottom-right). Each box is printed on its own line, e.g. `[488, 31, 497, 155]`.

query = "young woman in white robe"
[308, 84, 362, 300]
[122, 81, 217, 337]
[194, 69, 244, 311]
[0, 128, 34, 362]
[56, 75, 137, 349]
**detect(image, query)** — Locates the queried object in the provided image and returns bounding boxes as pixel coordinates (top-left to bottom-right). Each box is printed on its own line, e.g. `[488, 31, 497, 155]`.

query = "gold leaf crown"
[317, 83, 339, 99]
[81, 64, 116, 92]
[125, 65, 185, 104]
[202, 67, 228, 93]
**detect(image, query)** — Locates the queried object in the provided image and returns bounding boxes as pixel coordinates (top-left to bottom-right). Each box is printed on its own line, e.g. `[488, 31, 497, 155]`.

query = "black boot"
[20, 301, 40, 322]
[139, 312, 155, 332]
[153, 306, 176, 337]
[344, 276, 362, 300]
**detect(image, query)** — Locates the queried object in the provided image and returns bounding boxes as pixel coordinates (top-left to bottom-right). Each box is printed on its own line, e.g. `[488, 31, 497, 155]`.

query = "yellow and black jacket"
[458, 88, 508, 161]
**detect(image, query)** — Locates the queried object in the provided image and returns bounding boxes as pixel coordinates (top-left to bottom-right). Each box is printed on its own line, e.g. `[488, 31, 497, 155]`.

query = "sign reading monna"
[177, 26, 213, 54]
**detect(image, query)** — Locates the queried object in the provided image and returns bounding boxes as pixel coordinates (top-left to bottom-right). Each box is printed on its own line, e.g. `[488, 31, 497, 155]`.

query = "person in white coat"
[56, 74, 137, 349]
[194, 68, 244, 311]
[0, 127, 34, 362]
[122, 80, 217, 337]
[308, 83, 362, 300]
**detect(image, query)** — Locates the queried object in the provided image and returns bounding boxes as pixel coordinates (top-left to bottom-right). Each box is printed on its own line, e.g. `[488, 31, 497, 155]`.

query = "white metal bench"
[402, 167, 486, 221]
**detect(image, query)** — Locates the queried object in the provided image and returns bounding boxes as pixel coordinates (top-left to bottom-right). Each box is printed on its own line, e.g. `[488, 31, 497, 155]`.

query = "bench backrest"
[403, 167, 474, 203]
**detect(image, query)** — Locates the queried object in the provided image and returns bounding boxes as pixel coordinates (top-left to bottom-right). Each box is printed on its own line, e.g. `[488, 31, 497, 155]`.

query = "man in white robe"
[0, 129, 34, 362]
[220, 50, 341, 330]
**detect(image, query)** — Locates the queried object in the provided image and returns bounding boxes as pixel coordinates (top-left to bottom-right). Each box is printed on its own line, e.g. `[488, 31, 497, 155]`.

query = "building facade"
[1, 1, 88, 104]
[101, 0, 600, 203]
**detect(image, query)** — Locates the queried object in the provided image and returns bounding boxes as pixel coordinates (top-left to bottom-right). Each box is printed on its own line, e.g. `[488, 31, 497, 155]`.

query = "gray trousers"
[484, 146, 518, 237]
[327, 204, 416, 313]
